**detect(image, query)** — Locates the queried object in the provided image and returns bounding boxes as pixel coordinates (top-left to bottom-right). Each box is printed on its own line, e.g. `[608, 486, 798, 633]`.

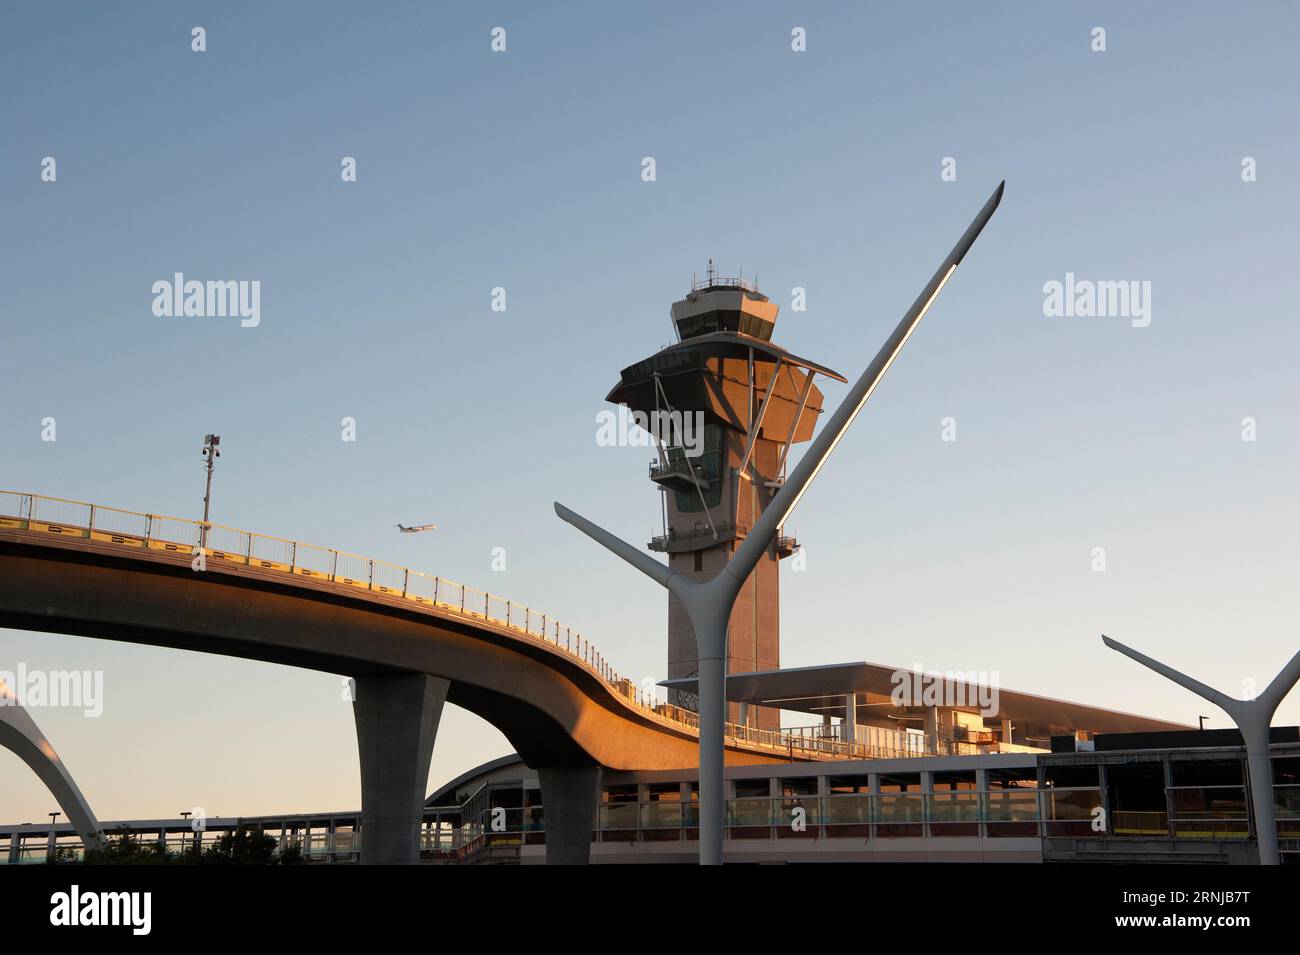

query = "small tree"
[84, 827, 167, 865]
[203, 825, 278, 865]
[45, 846, 79, 864]
[278, 839, 306, 865]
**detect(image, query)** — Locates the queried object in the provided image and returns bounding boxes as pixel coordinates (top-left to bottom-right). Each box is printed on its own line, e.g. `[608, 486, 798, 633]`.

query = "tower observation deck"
[606, 266, 846, 730]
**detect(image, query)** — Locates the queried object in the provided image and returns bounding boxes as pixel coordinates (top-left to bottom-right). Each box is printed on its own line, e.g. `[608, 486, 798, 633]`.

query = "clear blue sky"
[3, 2, 1298, 821]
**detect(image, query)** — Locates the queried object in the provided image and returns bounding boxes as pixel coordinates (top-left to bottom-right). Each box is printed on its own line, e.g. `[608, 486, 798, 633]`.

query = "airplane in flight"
[395, 523, 437, 534]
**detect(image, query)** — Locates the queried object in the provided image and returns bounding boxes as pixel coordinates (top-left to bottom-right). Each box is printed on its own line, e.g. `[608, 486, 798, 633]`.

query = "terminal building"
[424, 724, 1300, 865]
[6, 722, 1297, 865]
[5, 658, 1296, 865]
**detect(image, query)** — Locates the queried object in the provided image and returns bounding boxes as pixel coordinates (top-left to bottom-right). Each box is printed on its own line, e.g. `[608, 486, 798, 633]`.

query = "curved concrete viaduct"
[0, 526, 791, 863]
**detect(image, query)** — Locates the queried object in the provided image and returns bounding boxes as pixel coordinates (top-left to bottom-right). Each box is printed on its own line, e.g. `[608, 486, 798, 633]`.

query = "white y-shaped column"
[558, 182, 1005, 864]
[1102, 635, 1300, 865]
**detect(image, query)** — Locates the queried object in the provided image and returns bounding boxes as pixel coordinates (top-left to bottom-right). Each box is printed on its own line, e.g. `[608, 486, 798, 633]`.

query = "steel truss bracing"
[556, 181, 1006, 864]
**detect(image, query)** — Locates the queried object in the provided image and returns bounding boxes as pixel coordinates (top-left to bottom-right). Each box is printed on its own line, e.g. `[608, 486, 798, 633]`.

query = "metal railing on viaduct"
[0, 491, 926, 763]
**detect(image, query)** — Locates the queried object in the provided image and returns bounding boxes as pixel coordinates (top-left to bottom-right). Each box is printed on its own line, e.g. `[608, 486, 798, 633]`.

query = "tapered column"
[1242, 723, 1279, 864]
[696, 653, 727, 864]
[352, 673, 448, 865]
[537, 763, 602, 864]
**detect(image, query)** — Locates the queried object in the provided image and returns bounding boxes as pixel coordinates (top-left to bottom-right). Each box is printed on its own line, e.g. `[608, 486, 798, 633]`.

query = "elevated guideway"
[0, 490, 1191, 862]
[0, 490, 869, 863]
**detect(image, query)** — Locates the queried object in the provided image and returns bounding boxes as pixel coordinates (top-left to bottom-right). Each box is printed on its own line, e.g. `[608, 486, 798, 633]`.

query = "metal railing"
[647, 458, 708, 485]
[728, 722, 931, 760]
[0, 490, 938, 763]
[649, 520, 746, 551]
[0, 491, 659, 703]
[690, 275, 759, 294]
[773, 723, 932, 759]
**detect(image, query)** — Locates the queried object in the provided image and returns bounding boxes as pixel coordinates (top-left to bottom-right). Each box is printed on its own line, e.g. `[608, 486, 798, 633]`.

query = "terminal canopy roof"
[660, 661, 1189, 736]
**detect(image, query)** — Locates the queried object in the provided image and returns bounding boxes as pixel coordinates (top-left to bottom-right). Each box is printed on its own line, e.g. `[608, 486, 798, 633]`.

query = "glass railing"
[928, 790, 983, 823]
[640, 801, 686, 830]
[445, 788, 1110, 842]
[985, 788, 1042, 831]
[15, 778, 1292, 862]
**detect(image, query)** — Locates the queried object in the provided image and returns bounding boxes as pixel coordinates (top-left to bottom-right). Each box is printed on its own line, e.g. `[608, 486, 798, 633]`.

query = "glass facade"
[672, 424, 726, 511]
[675, 309, 774, 341]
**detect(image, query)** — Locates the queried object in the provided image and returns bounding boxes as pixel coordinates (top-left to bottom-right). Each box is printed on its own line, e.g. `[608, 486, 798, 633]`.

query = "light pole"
[47, 812, 60, 861]
[1102, 635, 1300, 865]
[200, 434, 220, 548]
[556, 182, 1005, 864]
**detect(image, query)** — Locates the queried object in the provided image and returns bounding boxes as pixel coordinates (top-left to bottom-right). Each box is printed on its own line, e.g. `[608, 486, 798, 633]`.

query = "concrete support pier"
[537, 763, 603, 865]
[352, 672, 449, 865]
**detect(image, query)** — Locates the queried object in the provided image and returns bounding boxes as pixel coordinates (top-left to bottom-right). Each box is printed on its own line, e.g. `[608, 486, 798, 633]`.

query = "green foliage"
[84, 827, 169, 865]
[201, 825, 278, 865]
[80, 824, 306, 865]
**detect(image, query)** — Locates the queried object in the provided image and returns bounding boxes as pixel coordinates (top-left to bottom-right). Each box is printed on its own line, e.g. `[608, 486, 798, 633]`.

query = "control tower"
[606, 264, 845, 730]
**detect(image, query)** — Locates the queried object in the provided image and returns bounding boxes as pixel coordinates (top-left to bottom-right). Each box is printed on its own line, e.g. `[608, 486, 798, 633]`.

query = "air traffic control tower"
[606, 265, 846, 731]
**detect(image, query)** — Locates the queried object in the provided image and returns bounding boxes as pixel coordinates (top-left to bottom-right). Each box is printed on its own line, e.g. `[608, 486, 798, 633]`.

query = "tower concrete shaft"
[607, 278, 841, 729]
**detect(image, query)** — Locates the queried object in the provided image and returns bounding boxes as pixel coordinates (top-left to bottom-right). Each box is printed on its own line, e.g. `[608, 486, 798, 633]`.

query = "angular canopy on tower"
[606, 334, 843, 441]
